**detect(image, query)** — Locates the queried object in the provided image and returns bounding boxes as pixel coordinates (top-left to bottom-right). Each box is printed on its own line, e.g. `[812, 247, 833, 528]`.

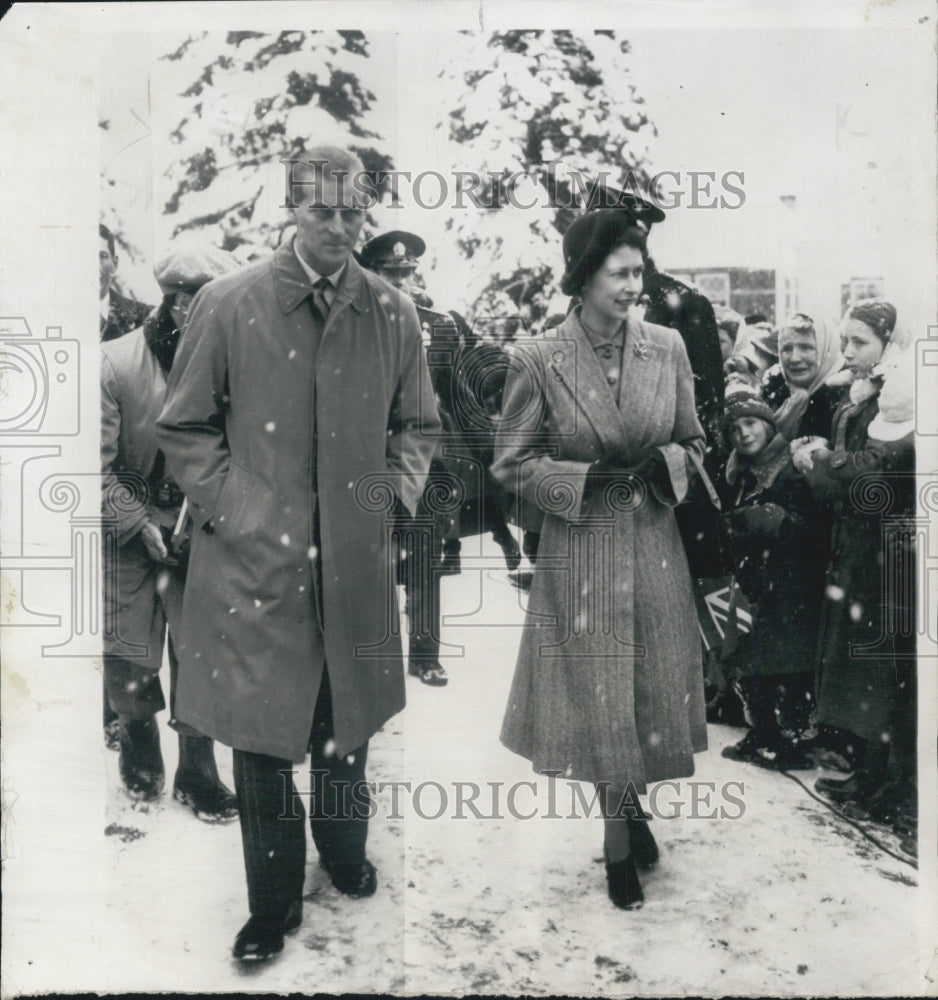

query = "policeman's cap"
[359, 231, 426, 272]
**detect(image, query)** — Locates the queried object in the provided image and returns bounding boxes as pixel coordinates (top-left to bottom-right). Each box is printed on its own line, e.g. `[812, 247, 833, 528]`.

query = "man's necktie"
[311, 276, 331, 321]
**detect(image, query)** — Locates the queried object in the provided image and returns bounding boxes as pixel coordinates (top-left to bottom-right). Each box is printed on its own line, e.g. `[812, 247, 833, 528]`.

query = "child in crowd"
[720, 382, 829, 770]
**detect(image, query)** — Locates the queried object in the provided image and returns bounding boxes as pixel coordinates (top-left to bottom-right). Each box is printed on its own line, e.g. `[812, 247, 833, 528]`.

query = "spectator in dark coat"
[719, 382, 828, 770]
[800, 301, 916, 829]
[99, 223, 153, 343]
[760, 312, 848, 440]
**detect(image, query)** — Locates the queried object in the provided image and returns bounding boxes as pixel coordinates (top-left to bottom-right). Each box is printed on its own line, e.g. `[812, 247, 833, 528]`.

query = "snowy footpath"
[1, 533, 931, 996]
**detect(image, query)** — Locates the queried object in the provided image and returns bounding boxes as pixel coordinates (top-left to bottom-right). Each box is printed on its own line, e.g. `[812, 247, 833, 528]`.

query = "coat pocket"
[212, 461, 278, 548]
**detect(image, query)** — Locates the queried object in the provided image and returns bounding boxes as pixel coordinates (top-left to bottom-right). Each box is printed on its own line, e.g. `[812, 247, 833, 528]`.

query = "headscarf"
[772, 312, 843, 439]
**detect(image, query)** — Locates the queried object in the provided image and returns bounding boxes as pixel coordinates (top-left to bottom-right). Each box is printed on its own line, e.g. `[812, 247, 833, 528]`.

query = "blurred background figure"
[101, 238, 240, 819]
[100, 223, 153, 344]
[724, 315, 780, 385]
[361, 230, 522, 684]
[100, 221, 157, 749]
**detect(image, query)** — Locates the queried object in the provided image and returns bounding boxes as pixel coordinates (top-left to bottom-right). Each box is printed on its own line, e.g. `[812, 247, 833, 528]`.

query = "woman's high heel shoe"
[626, 817, 659, 870]
[604, 847, 644, 910]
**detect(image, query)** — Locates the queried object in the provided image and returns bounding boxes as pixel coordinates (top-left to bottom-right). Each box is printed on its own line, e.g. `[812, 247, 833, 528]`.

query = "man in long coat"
[100, 221, 155, 748]
[102, 239, 239, 818]
[156, 146, 440, 962]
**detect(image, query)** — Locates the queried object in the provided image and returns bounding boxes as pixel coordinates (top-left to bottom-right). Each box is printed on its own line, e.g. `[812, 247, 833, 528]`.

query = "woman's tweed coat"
[492, 311, 708, 790]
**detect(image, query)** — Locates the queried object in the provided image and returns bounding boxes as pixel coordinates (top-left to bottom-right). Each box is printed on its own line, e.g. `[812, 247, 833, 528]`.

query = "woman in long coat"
[801, 301, 916, 823]
[492, 213, 708, 910]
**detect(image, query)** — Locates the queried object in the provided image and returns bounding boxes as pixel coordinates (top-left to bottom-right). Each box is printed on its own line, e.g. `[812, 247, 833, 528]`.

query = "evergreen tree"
[436, 30, 656, 336]
[157, 30, 392, 256]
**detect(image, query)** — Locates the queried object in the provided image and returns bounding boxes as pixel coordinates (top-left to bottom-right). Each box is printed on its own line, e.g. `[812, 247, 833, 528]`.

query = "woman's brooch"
[633, 340, 649, 360]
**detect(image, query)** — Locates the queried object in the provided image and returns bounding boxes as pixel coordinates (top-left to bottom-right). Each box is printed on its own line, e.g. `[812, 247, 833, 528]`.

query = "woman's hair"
[845, 299, 897, 344]
[560, 211, 649, 298]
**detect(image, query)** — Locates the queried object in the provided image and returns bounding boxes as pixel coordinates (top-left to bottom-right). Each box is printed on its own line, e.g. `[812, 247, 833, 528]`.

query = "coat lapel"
[545, 313, 628, 457]
[616, 315, 668, 452]
[272, 239, 366, 326]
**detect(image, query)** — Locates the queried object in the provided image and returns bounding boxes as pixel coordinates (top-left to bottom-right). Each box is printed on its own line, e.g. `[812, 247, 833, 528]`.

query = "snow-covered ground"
[1, 532, 928, 997]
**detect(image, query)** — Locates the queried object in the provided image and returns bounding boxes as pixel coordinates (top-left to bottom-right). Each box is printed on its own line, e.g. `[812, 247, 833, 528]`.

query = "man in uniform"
[157, 147, 440, 961]
[101, 239, 240, 820]
[360, 230, 455, 686]
[360, 230, 521, 683]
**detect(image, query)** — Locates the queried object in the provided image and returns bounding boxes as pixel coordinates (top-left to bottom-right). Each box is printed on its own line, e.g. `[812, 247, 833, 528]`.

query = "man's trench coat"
[156, 241, 440, 762]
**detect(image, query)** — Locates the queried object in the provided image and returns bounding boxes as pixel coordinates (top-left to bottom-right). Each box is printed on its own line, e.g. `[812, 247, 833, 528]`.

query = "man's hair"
[99, 223, 116, 257]
[289, 145, 367, 206]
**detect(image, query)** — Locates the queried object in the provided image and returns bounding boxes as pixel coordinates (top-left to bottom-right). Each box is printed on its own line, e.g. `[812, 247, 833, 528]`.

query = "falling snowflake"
[308, 546, 318, 560]
[265, 421, 276, 432]
[849, 602, 863, 622]
[826, 585, 845, 601]
[281, 533, 291, 545]
[323, 739, 336, 758]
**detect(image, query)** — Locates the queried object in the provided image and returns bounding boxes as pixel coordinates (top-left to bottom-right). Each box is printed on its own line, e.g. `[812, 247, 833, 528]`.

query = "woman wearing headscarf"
[796, 300, 916, 829]
[492, 212, 708, 910]
[760, 312, 848, 441]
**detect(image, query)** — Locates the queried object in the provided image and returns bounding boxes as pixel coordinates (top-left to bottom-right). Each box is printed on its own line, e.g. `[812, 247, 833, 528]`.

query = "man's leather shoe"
[232, 900, 302, 962]
[721, 730, 761, 762]
[495, 532, 522, 571]
[173, 771, 239, 823]
[104, 719, 121, 752]
[118, 716, 165, 801]
[440, 550, 461, 575]
[408, 660, 448, 686]
[320, 857, 377, 898]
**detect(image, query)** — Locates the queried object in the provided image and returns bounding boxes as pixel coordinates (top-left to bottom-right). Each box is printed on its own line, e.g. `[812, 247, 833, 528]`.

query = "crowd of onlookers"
[710, 300, 916, 853]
